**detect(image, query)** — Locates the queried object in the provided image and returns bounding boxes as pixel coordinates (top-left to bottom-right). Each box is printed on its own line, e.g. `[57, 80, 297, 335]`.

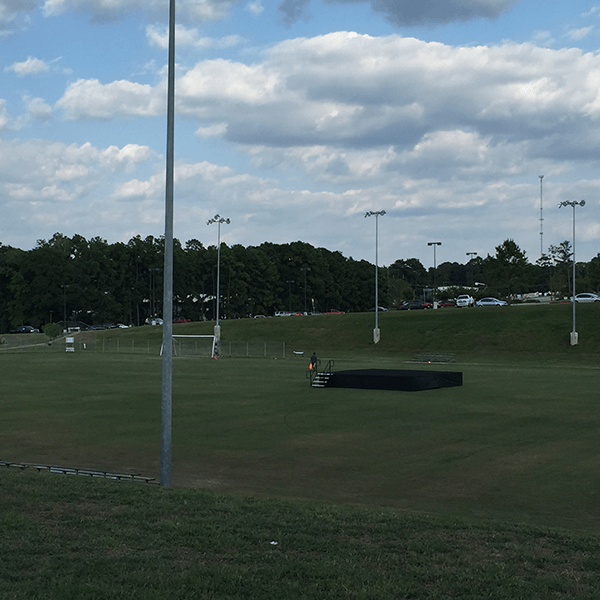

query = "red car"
[173, 317, 191, 323]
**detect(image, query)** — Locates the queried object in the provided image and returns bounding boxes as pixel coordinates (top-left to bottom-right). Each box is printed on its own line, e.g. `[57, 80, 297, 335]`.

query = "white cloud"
[566, 26, 593, 41]
[42, 0, 234, 23]
[246, 1, 263, 16]
[25, 96, 53, 121]
[55, 78, 164, 120]
[5, 57, 50, 76]
[53, 32, 600, 170]
[145, 24, 242, 50]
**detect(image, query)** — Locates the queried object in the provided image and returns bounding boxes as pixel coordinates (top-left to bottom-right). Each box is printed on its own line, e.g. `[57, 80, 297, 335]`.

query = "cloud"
[0, 0, 37, 24]
[55, 78, 164, 119]
[42, 0, 234, 23]
[566, 26, 593, 41]
[5, 57, 50, 76]
[145, 24, 242, 50]
[54, 32, 600, 170]
[279, 0, 521, 26]
[0, 138, 157, 245]
[278, 0, 311, 26]
[245, 1, 263, 16]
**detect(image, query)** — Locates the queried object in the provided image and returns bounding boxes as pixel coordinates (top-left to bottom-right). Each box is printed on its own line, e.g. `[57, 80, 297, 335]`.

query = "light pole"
[466, 252, 477, 287]
[539, 175, 544, 257]
[427, 242, 441, 306]
[365, 210, 386, 343]
[207, 214, 230, 349]
[300, 267, 310, 313]
[61, 284, 69, 332]
[558, 200, 585, 345]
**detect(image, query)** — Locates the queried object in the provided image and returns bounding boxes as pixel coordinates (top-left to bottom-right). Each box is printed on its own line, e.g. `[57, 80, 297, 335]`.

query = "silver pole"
[216, 220, 221, 326]
[207, 214, 230, 356]
[539, 175, 544, 257]
[428, 242, 442, 304]
[558, 200, 585, 345]
[365, 210, 386, 342]
[572, 204, 576, 336]
[161, 0, 176, 487]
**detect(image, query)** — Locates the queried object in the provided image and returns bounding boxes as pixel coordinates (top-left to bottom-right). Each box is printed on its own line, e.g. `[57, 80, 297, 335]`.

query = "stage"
[324, 369, 462, 391]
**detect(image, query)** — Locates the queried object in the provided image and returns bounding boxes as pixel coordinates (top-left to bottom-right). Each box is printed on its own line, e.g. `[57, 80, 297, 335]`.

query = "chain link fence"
[0, 333, 287, 359]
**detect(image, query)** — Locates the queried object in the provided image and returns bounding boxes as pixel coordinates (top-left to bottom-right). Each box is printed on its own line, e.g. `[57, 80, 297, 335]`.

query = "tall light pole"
[61, 284, 69, 332]
[539, 175, 544, 257]
[286, 280, 294, 313]
[207, 214, 230, 351]
[300, 267, 310, 313]
[427, 241, 441, 306]
[161, 0, 176, 488]
[558, 200, 585, 346]
[365, 210, 386, 343]
[466, 252, 477, 287]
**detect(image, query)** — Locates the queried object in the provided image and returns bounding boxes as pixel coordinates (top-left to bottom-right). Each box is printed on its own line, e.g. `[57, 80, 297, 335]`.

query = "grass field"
[2, 305, 600, 597]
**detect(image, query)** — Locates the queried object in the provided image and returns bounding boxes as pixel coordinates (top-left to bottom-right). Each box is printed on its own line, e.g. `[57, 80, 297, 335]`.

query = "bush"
[42, 323, 62, 339]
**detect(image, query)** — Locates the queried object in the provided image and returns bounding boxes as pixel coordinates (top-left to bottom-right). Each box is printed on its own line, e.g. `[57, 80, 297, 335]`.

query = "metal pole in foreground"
[558, 200, 585, 346]
[161, 0, 176, 487]
[365, 210, 386, 343]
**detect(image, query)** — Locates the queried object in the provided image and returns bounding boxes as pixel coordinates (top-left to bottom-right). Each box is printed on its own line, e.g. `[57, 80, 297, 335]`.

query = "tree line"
[1, 234, 598, 332]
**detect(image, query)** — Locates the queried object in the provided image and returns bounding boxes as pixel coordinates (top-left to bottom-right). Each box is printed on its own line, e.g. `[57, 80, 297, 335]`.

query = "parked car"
[571, 293, 600, 303]
[173, 317, 191, 323]
[400, 300, 432, 310]
[476, 297, 508, 307]
[437, 300, 456, 308]
[10, 325, 40, 333]
[456, 295, 474, 307]
[324, 309, 345, 315]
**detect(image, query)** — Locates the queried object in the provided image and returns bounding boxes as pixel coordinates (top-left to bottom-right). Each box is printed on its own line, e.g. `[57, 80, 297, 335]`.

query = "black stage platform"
[327, 369, 462, 392]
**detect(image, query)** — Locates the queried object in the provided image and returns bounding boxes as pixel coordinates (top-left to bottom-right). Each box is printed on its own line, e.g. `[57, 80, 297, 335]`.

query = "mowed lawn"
[3, 338, 600, 533]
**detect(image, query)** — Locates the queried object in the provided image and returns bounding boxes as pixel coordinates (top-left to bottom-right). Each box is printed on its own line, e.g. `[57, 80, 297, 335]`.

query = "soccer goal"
[160, 335, 216, 358]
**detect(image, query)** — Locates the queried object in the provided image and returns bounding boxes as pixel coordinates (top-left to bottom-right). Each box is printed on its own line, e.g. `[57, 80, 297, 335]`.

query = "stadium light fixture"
[365, 210, 386, 343]
[558, 200, 585, 345]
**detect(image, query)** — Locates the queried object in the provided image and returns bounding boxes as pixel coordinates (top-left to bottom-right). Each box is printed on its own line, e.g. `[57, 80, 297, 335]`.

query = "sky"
[2, 0, 600, 269]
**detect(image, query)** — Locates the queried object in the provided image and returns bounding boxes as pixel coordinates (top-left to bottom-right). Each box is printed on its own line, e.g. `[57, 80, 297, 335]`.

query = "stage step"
[312, 372, 333, 388]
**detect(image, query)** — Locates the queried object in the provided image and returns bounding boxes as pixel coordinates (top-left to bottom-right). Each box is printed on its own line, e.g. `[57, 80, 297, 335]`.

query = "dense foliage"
[1, 233, 599, 332]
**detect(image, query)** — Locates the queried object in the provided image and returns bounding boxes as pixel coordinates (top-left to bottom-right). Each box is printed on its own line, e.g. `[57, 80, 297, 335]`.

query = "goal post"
[160, 334, 216, 358]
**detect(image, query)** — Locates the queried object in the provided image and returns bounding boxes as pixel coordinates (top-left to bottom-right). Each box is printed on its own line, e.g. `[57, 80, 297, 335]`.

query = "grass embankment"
[109, 301, 600, 358]
[2, 305, 600, 597]
[3, 468, 600, 600]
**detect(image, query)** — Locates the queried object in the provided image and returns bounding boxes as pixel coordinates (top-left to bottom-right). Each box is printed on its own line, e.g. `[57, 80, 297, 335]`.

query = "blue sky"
[2, 0, 600, 270]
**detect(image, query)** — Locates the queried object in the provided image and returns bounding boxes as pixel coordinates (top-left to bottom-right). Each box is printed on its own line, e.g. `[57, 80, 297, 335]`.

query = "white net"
[162, 335, 216, 357]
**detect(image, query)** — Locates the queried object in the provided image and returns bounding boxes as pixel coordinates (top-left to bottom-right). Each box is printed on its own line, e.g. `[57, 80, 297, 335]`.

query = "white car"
[476, 297, 507, 307]
[456, 294, 474, 307]
[571, 293, 600, 303]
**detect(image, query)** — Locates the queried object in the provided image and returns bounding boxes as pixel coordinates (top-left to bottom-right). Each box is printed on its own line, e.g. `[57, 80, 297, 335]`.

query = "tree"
[484, 239, 530, 298]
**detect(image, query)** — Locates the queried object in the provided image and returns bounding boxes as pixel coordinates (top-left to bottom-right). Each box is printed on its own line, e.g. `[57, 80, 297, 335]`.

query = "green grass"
[2, 306, 600, 597]
[3, 469, 600, 599]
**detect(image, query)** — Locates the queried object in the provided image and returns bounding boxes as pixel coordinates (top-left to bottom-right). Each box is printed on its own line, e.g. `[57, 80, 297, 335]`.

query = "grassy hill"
[96, 302, 600, 359]
[3, 304, 600, 598]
